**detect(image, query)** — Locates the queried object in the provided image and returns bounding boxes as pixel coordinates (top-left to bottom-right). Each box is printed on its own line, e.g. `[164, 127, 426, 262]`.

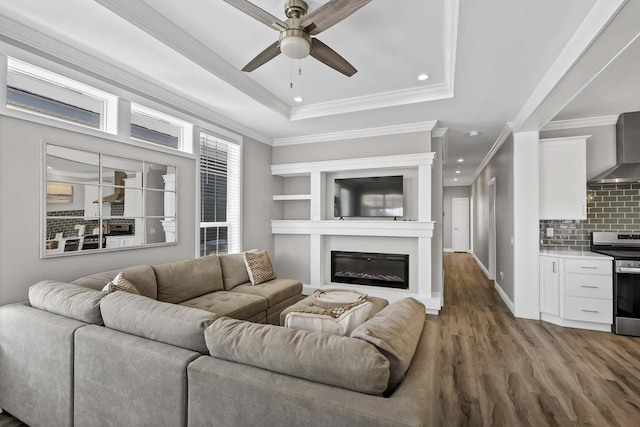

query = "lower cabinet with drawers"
[539, 253, 613, 332]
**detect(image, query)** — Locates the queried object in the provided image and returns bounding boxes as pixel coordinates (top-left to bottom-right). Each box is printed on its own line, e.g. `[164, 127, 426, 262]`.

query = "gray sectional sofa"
[0, 253, 432, 427]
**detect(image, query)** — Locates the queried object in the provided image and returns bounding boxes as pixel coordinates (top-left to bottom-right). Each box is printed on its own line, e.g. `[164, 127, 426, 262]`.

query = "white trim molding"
[494, 281, 515, 314]
[541, 115, 618, 131]
[471, 122, 513, 182]
[273, 121, 437, 146]
[472, 252, 490, 279]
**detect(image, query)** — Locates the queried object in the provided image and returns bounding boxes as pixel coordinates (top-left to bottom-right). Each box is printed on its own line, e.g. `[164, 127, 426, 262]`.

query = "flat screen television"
[334, 175, 404, 218]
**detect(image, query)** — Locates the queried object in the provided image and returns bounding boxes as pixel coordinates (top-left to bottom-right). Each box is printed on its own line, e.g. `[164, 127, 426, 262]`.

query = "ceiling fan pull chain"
[290, 59, 294, 89]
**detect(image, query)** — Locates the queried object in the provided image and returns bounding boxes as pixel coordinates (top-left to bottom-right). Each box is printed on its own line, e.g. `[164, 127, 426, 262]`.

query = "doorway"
[452, 197, 470, 252]
[488, 178, 496, 280]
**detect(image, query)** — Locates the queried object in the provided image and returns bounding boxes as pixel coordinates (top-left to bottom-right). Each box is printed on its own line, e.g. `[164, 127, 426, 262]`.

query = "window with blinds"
[199, 132, 240, 256]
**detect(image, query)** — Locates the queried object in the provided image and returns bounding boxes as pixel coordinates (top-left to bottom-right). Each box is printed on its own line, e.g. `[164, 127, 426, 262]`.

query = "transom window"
[6, 57, 117, 133]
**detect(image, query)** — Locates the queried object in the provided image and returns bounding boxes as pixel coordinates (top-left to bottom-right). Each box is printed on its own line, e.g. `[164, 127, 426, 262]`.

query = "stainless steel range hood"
[590, 112, 640, 183]
[93, 171, 126, 204]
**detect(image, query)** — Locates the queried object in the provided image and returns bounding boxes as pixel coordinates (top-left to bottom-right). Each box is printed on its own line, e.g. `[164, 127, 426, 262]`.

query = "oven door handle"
[617, 267, 640, 274]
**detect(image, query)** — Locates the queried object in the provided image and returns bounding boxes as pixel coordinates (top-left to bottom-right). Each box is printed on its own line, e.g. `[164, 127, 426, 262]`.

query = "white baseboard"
[494, 281, 515, 315]
[471, 252, 491, 279]
[444, 248, 454, 252]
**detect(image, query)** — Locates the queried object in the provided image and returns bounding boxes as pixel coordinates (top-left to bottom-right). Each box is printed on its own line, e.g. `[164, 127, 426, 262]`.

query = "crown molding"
[541, 115, 618, 131]
[432, 127, 448, 138]
[273, 121, 437, 146]
[290, 82, 453, 121]
[472, 122, 513, 181]
[0, 14, 272, 146]
[95, 0, 290, 119]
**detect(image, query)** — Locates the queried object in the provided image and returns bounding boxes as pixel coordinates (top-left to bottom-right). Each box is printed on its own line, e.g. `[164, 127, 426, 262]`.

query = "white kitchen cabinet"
[539, 255, 560, 316]
[105, 235, 136, 249]
[539, 253, 612, 331]
[539, 136, 588, 220]
[83, 183, 110, 218]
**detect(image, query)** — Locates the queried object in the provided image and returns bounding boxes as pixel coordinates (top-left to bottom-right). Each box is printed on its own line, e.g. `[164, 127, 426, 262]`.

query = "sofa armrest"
[0, 302, 87, 427]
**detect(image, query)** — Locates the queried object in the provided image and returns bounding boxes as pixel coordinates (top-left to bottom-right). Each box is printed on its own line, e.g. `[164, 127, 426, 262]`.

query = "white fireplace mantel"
[271, 153, 441, 314]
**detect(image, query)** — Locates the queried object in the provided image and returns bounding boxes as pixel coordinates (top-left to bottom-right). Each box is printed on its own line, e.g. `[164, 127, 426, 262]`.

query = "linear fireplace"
[331, 251, 409, 289]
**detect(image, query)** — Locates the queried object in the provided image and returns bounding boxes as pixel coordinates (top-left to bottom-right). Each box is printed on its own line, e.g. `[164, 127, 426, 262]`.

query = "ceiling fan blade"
[309, 38, 357, 77]
[302, 0, 372, 35]
[223, 0, 287, 31]
[241, 41, 281, 72]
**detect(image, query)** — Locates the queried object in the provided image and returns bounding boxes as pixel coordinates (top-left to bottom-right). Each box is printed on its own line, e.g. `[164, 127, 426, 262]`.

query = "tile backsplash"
[540, 182, 640, 251]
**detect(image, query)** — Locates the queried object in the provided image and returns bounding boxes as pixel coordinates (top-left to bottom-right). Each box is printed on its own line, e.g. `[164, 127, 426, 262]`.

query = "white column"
[417, 236, 432, 298]
[310, 234, 323, 286]
[418, 164, 431, 221]
[513, 131, 540, 319]
[310, 172, 325, 221]
[0, 55, 8, 108]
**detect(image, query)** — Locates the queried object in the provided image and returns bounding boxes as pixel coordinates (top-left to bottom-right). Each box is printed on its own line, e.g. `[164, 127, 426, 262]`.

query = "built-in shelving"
[272, 194, 312, 201]
[271, 152, 441, 313]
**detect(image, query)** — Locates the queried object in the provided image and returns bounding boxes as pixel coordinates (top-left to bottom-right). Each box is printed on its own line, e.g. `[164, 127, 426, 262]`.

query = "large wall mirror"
[44, 144, 177, 257]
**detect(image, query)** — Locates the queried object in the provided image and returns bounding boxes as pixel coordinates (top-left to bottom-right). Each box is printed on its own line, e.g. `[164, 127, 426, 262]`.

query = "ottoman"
[279, 292, 389, 328]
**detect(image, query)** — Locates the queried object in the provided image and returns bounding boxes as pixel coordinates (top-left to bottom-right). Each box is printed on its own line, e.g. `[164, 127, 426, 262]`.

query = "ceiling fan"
[223, 0, 373, 77]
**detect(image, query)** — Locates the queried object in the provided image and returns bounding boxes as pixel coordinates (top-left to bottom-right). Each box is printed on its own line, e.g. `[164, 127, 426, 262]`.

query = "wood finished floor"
[1, 252, 639, 426]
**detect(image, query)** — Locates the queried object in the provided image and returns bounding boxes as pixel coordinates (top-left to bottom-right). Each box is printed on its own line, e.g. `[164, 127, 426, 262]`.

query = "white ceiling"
[0, 0, 638, 186]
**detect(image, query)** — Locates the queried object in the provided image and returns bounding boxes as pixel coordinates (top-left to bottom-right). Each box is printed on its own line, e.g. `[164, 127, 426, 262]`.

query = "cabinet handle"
[580, 266, 598, 269]
[580, 285, 598, 289]
[581, 309, 599, 313]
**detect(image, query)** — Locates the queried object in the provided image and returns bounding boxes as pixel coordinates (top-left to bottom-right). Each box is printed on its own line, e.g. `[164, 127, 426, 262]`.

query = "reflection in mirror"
[101, 156, 144, 187]
[44, 143, 178, 257]
[47, 145, 99, 183]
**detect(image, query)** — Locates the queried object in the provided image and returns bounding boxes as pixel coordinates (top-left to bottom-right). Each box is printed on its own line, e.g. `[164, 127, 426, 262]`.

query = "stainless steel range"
[591, 231, 640, 336]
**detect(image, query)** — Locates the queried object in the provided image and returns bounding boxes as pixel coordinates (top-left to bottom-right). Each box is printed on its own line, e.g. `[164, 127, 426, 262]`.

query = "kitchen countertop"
[539, 249, 613, 259]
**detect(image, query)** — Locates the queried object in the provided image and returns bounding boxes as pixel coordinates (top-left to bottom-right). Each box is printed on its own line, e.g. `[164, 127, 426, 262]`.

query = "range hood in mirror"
[94, 171, 126, 203]
[590, 112, 640, 183]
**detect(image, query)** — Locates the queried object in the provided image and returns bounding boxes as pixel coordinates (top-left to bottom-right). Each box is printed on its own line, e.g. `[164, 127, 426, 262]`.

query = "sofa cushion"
[244, 251, 276, 285]
[180, 291, 267, 321]
[28, 280, 105, 325]
[205, 317, 390, 395]
[100, 292, 217, 353]
[153, 256, 224, 304]
[230, 278, 302, 308]
[101, 272, 141, 295]
[284, 301, 374, 336]
[219, 252, 251, 290]
[72, 265, 158, 299]
[350, 298, 425, 393]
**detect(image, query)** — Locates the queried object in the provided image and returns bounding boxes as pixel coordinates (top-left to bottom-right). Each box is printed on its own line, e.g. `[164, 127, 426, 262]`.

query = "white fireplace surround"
[271, 153, 440, 313]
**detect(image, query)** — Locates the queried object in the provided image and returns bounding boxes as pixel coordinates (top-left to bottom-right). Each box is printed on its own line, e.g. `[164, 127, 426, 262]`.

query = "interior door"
[452, 197, 470, 252]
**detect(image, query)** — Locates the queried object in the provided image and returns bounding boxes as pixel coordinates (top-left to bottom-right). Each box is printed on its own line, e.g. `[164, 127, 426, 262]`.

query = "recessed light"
[454, 178, 458, 181]
[417, 74, 430, 81]
[469, 131, 479, 137]
[293, 97, 304, 103]
[457, 158, 464, 163]
[455, 170, 461, 174]
[47, 166, 53, 169]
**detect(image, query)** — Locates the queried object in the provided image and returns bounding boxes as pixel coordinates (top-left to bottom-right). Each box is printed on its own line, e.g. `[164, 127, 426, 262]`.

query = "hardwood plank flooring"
[426, 252, 640, 426]
[1, 252, 639, 426]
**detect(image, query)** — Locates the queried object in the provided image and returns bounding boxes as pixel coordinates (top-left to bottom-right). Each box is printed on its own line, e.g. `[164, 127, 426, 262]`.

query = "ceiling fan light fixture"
[279, 29, 311, 59]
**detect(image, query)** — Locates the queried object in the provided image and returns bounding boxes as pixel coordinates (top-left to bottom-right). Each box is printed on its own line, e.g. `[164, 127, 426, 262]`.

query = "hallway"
[426, 252, 640, 426]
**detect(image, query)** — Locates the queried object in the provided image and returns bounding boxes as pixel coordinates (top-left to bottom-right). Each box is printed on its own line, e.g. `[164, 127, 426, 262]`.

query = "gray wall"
[443, 186, 471, 249]
[271, 131, 433, 284]
[0, 116, 197, 305]
[472, 134, 515, 301]
[242, 137, 278, 256]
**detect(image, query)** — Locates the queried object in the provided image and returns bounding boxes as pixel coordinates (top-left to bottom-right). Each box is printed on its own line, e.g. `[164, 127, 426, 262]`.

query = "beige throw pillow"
[101, 272, 141, 295]
[244, 250, 276, 285]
